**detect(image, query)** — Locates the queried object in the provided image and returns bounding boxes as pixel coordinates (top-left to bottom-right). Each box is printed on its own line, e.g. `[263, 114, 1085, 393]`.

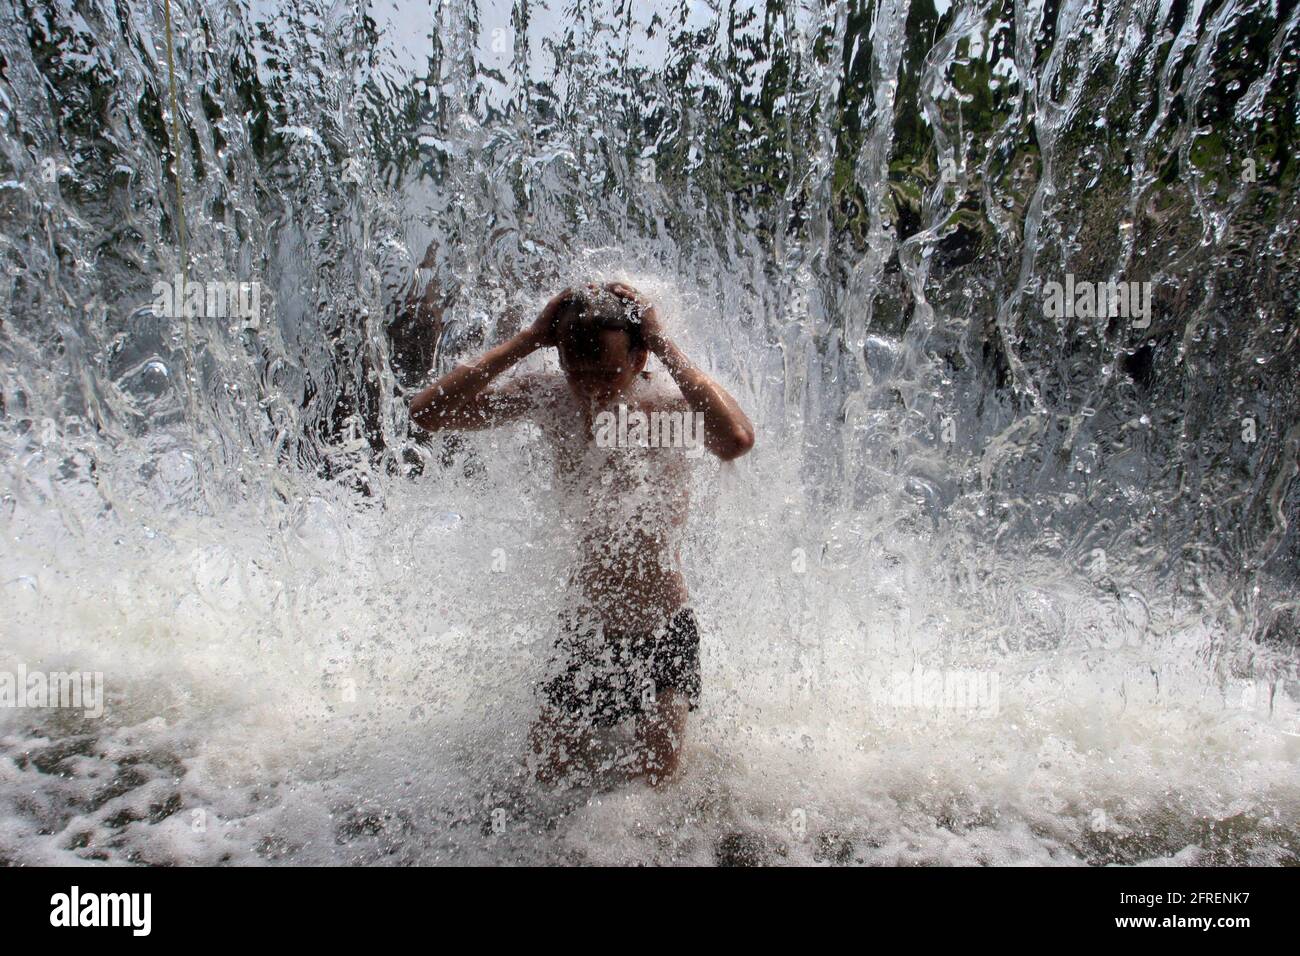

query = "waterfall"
[0, 0, 1295, 865]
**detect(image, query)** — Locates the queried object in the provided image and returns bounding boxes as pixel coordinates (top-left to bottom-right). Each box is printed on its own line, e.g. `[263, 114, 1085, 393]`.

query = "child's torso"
[535, 376, 694, 632]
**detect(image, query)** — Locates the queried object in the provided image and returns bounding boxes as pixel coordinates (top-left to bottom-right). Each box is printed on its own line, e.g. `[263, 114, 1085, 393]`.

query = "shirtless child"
[410, 282, 754, 785]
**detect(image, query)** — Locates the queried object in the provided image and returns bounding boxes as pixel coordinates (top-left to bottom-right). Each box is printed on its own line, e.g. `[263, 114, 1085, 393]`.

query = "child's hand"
[605, 282, 665, 348]
[527, 287, 573, 348]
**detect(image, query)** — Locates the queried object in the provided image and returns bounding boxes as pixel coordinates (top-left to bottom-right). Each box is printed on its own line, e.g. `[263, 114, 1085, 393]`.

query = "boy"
[410, 282, 754, 785]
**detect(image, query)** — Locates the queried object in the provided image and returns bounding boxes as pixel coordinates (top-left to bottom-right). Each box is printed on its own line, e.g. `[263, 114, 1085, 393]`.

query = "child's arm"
[409, 289, 568, 432]
[606, 283, 755, 461]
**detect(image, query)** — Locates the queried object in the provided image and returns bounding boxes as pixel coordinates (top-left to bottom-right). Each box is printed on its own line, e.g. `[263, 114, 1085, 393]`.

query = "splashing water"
[0, 0, 1297, 865]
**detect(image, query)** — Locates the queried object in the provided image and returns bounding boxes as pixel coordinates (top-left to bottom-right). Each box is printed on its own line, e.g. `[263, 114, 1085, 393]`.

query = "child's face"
[559, 329, 645, 403]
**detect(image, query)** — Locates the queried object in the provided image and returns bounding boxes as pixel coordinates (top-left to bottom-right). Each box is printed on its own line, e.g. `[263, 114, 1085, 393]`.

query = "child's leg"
[633, 688, 689, 786]
[529, 706, 594, 785]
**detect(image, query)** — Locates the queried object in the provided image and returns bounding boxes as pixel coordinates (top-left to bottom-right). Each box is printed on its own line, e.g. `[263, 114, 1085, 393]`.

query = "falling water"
[0, 0, 1296, 864]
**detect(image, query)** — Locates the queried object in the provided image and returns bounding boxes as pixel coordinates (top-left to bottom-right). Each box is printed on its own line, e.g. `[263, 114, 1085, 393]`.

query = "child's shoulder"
[634, 372, 689, 411]
[506, 370, 566, 398]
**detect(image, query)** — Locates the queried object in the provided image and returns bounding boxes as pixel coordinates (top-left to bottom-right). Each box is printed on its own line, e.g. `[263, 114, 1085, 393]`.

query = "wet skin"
[409, 283, 754, 784]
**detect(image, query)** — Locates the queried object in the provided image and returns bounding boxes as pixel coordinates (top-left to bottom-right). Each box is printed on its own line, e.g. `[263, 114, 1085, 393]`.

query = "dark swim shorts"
[540, 608, 701, 727]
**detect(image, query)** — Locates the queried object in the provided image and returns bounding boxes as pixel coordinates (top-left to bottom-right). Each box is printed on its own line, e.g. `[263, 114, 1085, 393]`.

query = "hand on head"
[530, 281, 664, 356]
[528, 286, 577, 347]
[603, 282, 662, 346]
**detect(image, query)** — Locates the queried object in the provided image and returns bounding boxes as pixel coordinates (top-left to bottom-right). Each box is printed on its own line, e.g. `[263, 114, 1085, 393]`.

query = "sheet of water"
[0, 0, 1296, 864]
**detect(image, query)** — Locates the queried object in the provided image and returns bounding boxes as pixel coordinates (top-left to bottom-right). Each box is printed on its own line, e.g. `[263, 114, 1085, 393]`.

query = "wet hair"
[554, 288, 645, 364]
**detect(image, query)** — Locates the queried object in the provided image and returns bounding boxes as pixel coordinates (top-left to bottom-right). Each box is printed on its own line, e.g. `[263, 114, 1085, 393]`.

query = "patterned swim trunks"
[540, 608, 701, 727]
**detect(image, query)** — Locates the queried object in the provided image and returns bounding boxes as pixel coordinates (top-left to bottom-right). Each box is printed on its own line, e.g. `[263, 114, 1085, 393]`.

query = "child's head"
[554, 286, 648, 401]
